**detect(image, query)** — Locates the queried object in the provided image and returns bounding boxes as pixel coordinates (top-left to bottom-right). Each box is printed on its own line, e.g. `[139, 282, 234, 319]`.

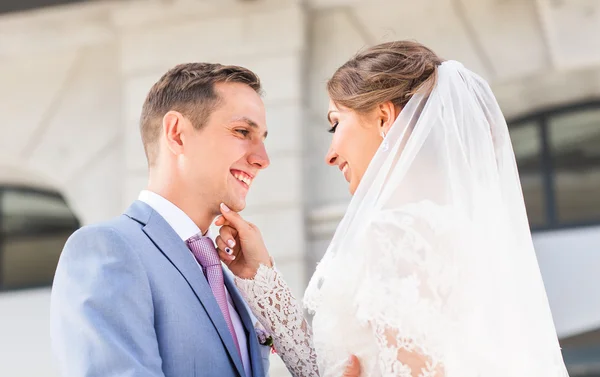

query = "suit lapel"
[224, 271, 265, 377]
[125, 201, 246, 377]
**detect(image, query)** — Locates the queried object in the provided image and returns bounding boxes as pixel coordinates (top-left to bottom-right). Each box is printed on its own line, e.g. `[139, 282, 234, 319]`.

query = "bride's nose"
[325, 146, 338, 166]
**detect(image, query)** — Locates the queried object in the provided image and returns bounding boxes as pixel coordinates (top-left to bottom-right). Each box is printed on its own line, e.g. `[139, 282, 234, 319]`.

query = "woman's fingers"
[214, 215, 231, 227]
[342, 355, 361, 377]
[218, 225, 238, 250]
[217, 247, 235, 266]
[219, 203, 251, 236]
[215, 235, 235, 262]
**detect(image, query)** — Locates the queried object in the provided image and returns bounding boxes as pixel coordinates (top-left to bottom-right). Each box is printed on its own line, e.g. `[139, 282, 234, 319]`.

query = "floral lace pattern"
[235, 265, 319, 377]
[352, 206, 450, 377]
[236, 202, 568, 377]
[235, 206, 446, 377]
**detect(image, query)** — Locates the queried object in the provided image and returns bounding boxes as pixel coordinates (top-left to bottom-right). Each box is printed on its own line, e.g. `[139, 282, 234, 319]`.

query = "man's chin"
[225, 198, 246, 213]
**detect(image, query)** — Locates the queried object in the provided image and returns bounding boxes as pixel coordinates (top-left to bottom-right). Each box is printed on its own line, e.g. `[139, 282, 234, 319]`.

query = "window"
[0, 0, 87, 15]
[509, 122, 546, 227]
[549, 109, 600, 224]
[560, 328, 600, 377]
[0, 187, 80, 291]
[508, 101, 600, 230]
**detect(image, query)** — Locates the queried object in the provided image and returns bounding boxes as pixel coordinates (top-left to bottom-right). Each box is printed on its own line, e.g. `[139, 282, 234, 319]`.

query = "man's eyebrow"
[233, 117, 268, 138]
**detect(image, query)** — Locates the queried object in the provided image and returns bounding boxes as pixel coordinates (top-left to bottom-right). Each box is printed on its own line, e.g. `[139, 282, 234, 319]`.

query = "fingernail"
[220, 203, 230, 212]
[225, 247, 233, 255]
[227, 239, 235, 248]
[230, 255, 236, 260]
[347, 356, 354, 366]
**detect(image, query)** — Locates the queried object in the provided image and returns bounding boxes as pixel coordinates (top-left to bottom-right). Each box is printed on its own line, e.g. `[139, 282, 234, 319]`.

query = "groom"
[50, 62, 362, 377]
[50, 63, 273, 377]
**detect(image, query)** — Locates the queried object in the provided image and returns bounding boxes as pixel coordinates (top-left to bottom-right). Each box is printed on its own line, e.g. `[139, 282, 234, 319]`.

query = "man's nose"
[249, 142, 270, 169]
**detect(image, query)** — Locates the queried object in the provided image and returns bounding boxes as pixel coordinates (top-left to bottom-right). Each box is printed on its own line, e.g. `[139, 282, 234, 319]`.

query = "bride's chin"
[348, 182, 358, 195]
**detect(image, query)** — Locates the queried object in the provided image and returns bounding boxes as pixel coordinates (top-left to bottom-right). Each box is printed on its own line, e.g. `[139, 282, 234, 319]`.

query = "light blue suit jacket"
[50, 200, 270, 377]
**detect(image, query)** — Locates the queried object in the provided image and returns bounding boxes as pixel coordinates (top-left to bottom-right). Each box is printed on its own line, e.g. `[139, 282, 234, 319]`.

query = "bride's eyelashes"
[328, 122, 339, 134]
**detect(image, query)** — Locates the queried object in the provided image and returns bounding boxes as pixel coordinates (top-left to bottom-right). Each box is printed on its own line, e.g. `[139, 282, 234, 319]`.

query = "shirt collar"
[138, 190, 210, 241]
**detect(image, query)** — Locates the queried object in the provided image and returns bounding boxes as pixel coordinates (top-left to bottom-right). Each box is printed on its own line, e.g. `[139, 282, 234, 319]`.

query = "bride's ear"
[377, 101, 399, 136]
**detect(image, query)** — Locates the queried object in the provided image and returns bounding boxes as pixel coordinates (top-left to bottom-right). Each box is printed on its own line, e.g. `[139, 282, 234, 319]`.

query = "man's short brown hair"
[140, 62, 262, 165]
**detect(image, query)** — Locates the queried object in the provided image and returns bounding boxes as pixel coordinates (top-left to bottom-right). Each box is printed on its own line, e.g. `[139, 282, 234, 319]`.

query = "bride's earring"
[380, 130, 389, 152]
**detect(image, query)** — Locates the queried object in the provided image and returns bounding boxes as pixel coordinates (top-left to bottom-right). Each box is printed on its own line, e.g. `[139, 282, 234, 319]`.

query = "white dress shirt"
[138, 190, 251, 377]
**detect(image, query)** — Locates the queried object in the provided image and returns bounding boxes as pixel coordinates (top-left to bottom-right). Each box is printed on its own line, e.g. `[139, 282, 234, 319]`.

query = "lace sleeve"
[235, 264, 319, 377]
[356, 207, 457, 377]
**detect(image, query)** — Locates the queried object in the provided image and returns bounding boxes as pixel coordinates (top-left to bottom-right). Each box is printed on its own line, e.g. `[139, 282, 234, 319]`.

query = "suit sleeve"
[50, 225, 165, 377]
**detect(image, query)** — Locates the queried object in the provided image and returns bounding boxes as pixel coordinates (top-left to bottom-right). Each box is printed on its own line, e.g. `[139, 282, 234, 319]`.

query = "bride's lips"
[339, 162, 350, 183]
[230, 169, 254, 190]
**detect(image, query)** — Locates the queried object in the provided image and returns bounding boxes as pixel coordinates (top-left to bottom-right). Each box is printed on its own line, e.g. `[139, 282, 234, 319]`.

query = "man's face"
[180, 82, 269, 214]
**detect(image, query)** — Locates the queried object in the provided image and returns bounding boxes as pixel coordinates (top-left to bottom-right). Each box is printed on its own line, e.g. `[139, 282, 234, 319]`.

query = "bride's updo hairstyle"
[327, 40, 444, 112]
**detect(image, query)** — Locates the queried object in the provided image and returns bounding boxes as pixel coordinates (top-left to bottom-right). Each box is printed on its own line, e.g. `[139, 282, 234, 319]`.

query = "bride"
[214, 41, 570, 377]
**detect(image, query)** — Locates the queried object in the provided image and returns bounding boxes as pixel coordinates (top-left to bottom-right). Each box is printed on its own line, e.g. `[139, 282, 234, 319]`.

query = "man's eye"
[237, 129, 250, 136]
[328, 122, 338, 134]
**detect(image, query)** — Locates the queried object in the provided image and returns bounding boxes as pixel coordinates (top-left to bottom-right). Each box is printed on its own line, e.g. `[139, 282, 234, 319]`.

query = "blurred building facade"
[0, 0, 598, 376]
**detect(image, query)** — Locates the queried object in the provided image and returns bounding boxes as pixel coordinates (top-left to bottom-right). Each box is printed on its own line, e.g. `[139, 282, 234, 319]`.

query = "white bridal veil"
[304, 60, 569, 376]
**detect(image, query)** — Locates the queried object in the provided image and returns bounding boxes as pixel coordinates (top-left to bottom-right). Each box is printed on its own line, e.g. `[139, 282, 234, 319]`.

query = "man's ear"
[163, 111, 185, 156]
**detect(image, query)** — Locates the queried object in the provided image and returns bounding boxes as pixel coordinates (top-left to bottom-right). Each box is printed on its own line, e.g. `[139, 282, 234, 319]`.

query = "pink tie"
[187, 234, 241, 356]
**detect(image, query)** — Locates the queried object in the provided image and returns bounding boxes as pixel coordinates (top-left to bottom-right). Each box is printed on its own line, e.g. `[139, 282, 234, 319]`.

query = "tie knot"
[187, 234, 220, 268]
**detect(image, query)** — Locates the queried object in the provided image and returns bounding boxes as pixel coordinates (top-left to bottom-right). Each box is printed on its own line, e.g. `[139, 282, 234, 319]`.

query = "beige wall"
[0, 1, 306, 376]
[1, 0, 600, 376]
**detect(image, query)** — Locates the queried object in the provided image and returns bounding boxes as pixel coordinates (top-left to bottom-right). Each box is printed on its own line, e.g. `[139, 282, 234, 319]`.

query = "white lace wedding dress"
[235, 264, 320, 377]
[235, 201, 567, 377]
[234, 202, 472, 377]
[234, 60, 569, 377]
[235, 203, 453, 377]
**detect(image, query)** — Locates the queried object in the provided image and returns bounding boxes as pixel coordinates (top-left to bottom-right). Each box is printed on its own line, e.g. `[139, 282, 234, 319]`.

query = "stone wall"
[2, 1, 600, 376]
[0, 1, 306, 376]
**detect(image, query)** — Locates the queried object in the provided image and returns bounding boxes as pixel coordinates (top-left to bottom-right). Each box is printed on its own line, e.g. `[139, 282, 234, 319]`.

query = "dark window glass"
[549, 109, 600, 224]
[509, 122, 546, 227]
[561, 328, 600, 377]
[1, 188, 79, 290]
[508, 102, 600, 229]
[0, 0, 87, 15]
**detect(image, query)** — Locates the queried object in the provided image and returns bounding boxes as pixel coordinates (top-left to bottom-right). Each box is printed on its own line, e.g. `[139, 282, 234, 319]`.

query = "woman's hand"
[342, 355, 361, 377]
[214, 203, 272, 279]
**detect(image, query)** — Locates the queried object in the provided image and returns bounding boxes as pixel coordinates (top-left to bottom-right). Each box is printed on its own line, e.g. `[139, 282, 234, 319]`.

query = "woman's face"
[324, 99, 397, 194]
